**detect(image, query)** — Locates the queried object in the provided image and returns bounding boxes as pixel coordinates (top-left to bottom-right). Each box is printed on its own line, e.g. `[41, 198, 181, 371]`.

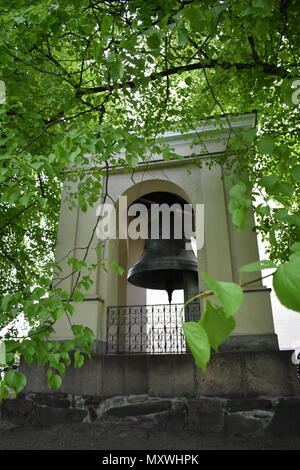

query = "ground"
[1, 420, 300, 450]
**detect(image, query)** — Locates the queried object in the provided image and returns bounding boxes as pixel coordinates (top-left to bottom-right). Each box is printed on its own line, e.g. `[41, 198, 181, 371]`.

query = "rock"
[187, 398, 224, 433]
[68, 394, 85, 410]
[97, 394, 178, 419]
[120, 408, 186, 433]
[83, 396, 102, 408]
[163, 408, 186, 432]
[1, 397, 35, 425]
[0, 418, 16, 433]
[126, 394, 152, 405]
[31, 405, 88, 427]
[267, 398, 300, 437]
[127, 410, 170, 429]
[225, 410, 273, 436]
[94, 396, 187, 433]
[26, 393, 70, 409]
[87, 406, 98, 422]
[102, 400, 171, 418]
[225, 397, 273, 413]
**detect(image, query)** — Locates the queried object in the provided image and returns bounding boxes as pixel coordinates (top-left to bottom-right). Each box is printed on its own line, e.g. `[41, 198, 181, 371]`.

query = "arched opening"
[115, 179, 193, 307]
[126, 191, 197, 306]
[106, 182, 201, 355]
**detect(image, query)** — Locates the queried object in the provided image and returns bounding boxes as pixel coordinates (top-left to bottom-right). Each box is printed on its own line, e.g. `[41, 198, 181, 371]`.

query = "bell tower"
[22, 112, 299, 399]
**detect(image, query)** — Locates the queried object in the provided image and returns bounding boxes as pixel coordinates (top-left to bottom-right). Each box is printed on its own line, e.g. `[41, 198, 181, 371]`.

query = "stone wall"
[20, 348, 300, 399]
[3, 346, 300, 438]
[2, 392, 300, 438]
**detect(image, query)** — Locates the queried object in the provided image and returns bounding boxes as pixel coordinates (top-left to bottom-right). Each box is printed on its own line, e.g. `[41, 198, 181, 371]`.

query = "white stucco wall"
[51, 113, 277, 344]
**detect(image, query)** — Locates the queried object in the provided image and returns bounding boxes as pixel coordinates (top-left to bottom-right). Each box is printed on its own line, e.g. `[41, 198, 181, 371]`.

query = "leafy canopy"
[0, 0, 299, 392]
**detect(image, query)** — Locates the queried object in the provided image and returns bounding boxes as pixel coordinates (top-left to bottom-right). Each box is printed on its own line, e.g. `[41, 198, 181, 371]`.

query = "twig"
[0, 202, 36, 233]
[183, 272, 275, 312]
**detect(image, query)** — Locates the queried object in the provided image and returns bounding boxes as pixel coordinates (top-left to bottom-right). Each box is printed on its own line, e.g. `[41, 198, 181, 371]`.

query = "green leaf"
[48, 374, 62, 389]
[109, 260, 124, 275]
[71, 325, 85, 337]
[47, 368, 53, 383]
[232, 207, 248, 230]
[183, 7, 206, 32]
[51, 307, 64, 321]
[74, 350, 84, 368]
[292, 165, 300, 182]
[31, 161, 44, 171]
[110, 54, 124, 81]
[239, 259, 277, 272]
[68, 257, 87, 272]
[0, 385, 9, 401]
[54, 142, 68, 162]
[34, 344, 50, 366]
[5, 370, 27, 394]
[126, 153, 139, 168]
[257, 204, 270, 216]
[5, 353, 15, 364]
[276, 182, 294, 198]
[273, 257, 300, 312]
[291, 242, 300, 253]
[257, 136, 275, 155]
[101, 14, 112, 35]
[53, 361, 65, 375]
[78, 193, 87, 212]
[0, 341, 16, 354]
[242, 128, 257, 145]
[177, 27, 189, 46]
[262, 174, 278, 188]
[201, 272, 244, 316]
[64, 303, 75, 315]
[274, 209, 300, 226]
[119, 38, 136, 53]
[147, 31, 160, 49]
[61, 352, 71, 366]
[182, 321, 210, 370]
[61, 340, 76, 352]
[289, 252, 300, 262]
[252, 0, 273, 10]
[274, 208, 289, 222]
[200, 300, 235, 351]
[71, 290, 85, 302]
[277, 144, 290, 159]
[228, 198, 240, 213]
[31, 287, 46, 300]
[229, 182, 247, 199]
[1, 293, 19, 312]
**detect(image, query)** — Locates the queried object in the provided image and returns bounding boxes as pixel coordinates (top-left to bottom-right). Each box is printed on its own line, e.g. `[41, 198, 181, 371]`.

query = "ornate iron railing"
[105, 302, 201, 355]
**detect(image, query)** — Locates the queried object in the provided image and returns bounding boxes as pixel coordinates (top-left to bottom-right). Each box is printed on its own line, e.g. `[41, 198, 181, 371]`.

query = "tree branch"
[0, 202, 36, 233]
[77, 59, 293, 96]
[247, 36, 259, 63]
[184, 272, 275, 308]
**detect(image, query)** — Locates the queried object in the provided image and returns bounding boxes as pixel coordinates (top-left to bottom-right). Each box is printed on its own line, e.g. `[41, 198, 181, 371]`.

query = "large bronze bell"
[127, 192, 198, 303]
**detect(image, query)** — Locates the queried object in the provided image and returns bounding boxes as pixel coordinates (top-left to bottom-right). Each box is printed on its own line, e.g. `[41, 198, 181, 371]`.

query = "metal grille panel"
[106, 303, 200, 354]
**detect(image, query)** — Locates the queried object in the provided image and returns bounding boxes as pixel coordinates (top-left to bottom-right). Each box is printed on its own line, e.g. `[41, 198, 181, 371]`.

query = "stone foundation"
[1, 393, 300, 438]
[8, 337, 299, 438]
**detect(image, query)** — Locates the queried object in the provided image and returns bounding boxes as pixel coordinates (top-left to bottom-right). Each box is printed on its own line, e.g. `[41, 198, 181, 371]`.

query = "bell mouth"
[127, 267, 197, 291]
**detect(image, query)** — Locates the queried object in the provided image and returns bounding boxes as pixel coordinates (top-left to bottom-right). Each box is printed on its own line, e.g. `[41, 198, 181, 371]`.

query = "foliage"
[0, 0, 299, 393]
